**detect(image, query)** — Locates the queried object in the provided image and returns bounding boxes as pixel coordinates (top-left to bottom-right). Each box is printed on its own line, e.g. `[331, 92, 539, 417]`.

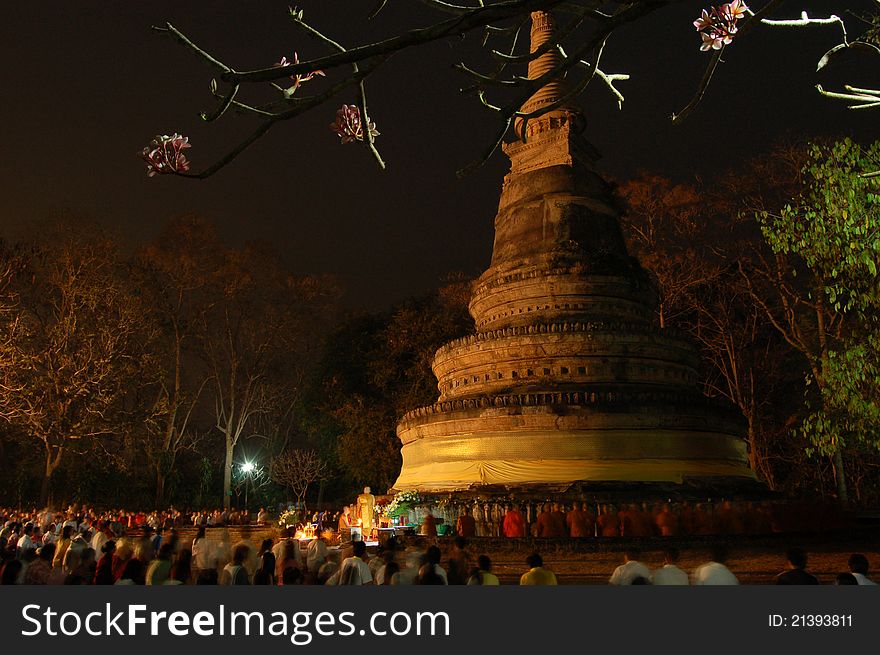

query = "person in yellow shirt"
[519, 552, 557, 585]
[467, 555, 500, 585]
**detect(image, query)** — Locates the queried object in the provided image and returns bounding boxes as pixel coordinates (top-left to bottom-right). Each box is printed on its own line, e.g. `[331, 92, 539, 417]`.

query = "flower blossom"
[329, 105, 380, 144]
[274, 52, 325, 95]
[693, 1, 749, 51]
[140, 133, 191, 177]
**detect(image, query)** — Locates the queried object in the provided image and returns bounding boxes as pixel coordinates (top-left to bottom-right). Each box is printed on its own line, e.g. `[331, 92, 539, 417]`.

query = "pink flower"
[693, 2, 749, 51]
[724, 0, 749, 21]
[693, 9, 713, 31]
[329, 105, 380, 144]
[274, 52, 325, 94]
[140, 133, 191, 177]
[700, 31, 725, 51]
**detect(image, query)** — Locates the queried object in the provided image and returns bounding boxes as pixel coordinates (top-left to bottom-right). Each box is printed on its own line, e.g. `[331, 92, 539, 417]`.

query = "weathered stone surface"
[392, 11, 754, 493]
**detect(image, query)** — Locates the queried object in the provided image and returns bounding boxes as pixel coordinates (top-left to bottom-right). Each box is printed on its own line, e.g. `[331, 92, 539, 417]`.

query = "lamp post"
[241, 461, 255, 509]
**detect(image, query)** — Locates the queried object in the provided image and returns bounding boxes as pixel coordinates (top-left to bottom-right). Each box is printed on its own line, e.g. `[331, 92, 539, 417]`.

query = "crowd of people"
[1, 507, 876, 586]
[0, 505, 283, 535]
[606, 546, 877, 586]
[421, 499, 846, 539]
[0, 496, 847, 546]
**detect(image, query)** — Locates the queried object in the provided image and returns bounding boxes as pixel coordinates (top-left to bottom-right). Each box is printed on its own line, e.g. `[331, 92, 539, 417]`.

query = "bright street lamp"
[240, 461, 257, 507]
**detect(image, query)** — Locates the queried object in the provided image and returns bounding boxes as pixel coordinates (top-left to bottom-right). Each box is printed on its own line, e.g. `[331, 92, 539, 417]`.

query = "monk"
[456, 507, 477, 538]
[693, 503, 716, 535]
[537, 504, 566, 538]
[535, 504, 552, 537]
[503, 505, 526, 538]
[356, 487, 376, 534]
[422, 511, 438, 538]
[566, 503, 592, 538]
[550, 502, 568, 537]
[716, 500, 744, 535]
[678, 502, 695, 535]
[338, 506, 352, 532]
[597, 505, 620, 537]
[655, 504, 680, 537]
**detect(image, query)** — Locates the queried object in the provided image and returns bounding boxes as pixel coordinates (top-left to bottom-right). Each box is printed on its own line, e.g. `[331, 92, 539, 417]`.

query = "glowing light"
[241, 461, 255, 474]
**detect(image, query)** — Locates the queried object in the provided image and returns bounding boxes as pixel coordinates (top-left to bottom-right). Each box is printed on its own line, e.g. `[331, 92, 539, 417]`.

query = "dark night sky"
[1, 1, 876, 309]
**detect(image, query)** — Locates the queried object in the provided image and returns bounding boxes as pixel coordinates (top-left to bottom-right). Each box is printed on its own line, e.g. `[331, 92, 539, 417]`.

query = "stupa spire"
[514, 11, 583, 140]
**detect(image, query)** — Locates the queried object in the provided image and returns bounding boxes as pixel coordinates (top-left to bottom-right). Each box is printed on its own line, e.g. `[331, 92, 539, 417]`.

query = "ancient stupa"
[392, 11, 755, 495]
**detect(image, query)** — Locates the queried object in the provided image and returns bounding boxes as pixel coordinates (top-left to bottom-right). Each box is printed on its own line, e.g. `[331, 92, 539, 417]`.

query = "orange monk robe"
[566, 509, 592, 537]
[655, 510, 679, 537]
[535, 512, 555, 537]
[456, 514, 477, 538]
[550, 510, 568, 537]
[693, 508, 715, 535]
[618, 510, 634, 537]
[503, 510, 526, 538]
[598, 513, 619, 537]
[678, 505, 695, 535]
[630, 509, 655, 537]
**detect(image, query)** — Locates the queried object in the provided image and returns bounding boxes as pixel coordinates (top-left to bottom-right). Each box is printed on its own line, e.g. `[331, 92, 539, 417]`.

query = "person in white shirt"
[848, 553, 878, 585]
[306, 536, 329, 575]
[330, 541, 373, 585]
[62, 516, 78, 533]
[90, 522, 113, 554]
[42, 525, 58, 546]
[652, 547, 690, 585]
[609, 549, 652, 585]
[16, 524, 35, 554]
[390, 551, 423, 585]
[692, 546, 739, 585]
[39, 510, 53, 534]
[191, 526, 213, 572]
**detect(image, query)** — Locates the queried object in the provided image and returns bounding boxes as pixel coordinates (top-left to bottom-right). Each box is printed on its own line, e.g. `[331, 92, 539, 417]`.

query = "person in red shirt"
[503, 505, 526, 538]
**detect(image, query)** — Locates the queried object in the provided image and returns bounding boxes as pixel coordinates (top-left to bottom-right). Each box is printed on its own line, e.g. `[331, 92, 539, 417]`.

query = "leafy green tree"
[755, 138, 880, 504]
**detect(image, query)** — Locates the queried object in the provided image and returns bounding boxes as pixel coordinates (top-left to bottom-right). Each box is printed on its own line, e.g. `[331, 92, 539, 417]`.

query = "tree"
[619, 173, 789, 486]
[762, 4, 880, 115]
[310, 278, 472, 492]
[618, 174, 709, 329]
[198, 244, 339, 509]
[0, 229, 146, 505]
[134, 215, 217, 506]
[269, 449, 329, 510]
[140, 2, 877, 179]
[753, 138, 880, 504]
